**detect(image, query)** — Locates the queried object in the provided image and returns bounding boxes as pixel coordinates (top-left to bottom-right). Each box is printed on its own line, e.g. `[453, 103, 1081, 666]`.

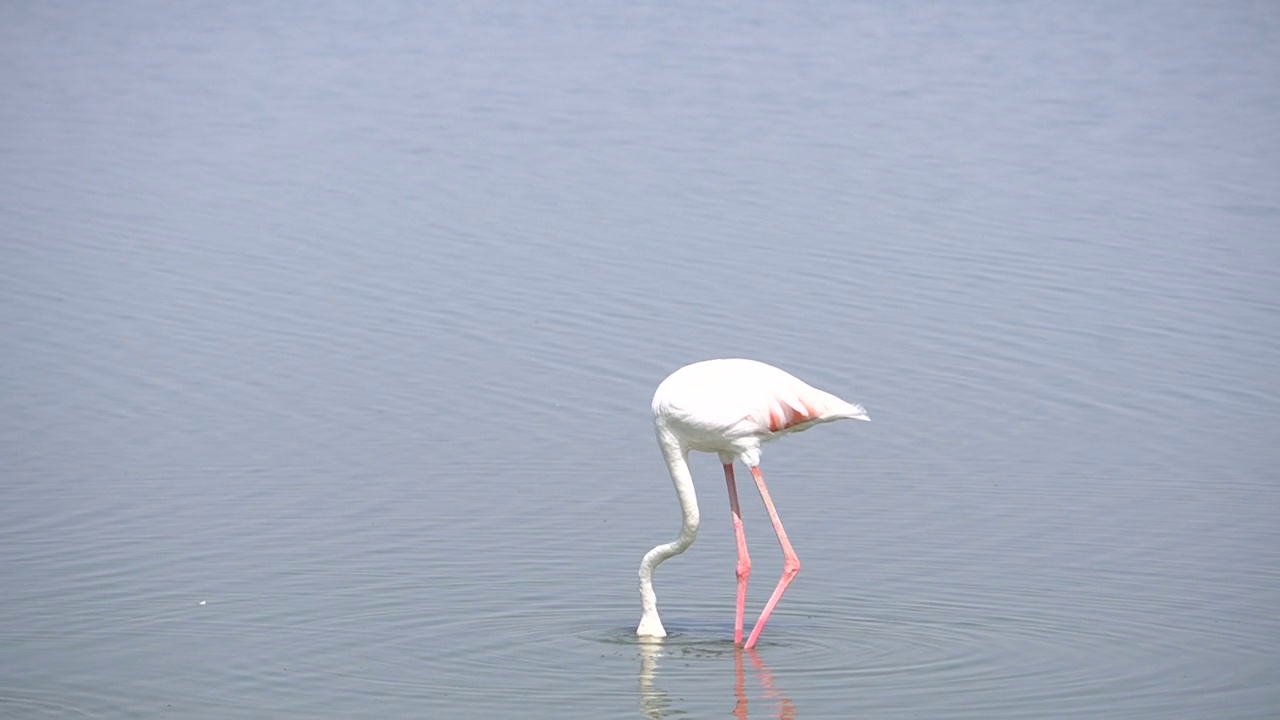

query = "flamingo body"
[637, 358, 869, 648]
[653, 358, 867, 463]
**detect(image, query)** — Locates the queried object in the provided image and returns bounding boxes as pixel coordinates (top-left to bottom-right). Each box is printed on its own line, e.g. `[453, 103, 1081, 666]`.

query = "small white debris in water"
[199, 601, 206, 605]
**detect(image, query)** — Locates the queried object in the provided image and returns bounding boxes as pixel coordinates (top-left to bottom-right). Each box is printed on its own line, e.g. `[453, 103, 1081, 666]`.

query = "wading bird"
[637, 358, 869, 649]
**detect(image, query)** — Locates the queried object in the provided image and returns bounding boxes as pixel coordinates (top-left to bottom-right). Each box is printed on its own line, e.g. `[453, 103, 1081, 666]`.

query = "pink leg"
[744, 465, 800, 649]
[723, 463, 751, 646]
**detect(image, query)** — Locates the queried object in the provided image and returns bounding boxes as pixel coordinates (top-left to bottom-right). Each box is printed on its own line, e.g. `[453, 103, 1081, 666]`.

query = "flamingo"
[636, 358, 869, 649]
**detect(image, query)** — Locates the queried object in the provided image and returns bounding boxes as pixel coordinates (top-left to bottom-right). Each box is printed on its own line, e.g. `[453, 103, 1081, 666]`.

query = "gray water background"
[2, 2, 1278, 718]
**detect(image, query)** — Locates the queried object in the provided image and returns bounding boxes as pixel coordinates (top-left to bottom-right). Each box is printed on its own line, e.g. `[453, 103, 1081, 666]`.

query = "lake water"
[2, 2, 1278, 717]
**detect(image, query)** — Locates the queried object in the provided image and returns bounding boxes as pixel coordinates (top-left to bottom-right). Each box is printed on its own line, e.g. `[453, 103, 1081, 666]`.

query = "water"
[2, 1, 1278, 717]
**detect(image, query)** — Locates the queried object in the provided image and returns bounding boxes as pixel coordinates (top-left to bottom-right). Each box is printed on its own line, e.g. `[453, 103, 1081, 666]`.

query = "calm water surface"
[2, 2, 1278, 718]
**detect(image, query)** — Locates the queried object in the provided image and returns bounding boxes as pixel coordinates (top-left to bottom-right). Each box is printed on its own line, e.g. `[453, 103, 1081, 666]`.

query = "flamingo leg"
[744, 465, 800, 649]
[723, 463, 751, 646]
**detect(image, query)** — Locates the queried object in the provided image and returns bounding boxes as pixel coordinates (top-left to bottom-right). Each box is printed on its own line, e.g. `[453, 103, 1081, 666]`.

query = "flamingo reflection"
[638, 640, 795, 719]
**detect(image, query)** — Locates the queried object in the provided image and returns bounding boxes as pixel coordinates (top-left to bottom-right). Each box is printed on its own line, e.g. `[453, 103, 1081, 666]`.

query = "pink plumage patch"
[766, 396, 819, 432]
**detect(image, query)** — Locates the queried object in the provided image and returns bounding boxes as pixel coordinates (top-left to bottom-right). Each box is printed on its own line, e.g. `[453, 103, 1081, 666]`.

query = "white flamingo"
[637, 358, 869, 649]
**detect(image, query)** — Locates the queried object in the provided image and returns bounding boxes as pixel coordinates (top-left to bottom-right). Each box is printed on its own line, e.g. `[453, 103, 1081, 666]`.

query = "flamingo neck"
[637, 428, 700, 638]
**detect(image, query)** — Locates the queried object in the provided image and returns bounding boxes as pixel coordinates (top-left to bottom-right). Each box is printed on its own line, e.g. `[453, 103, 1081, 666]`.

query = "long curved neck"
[637, 427, 700, 636]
